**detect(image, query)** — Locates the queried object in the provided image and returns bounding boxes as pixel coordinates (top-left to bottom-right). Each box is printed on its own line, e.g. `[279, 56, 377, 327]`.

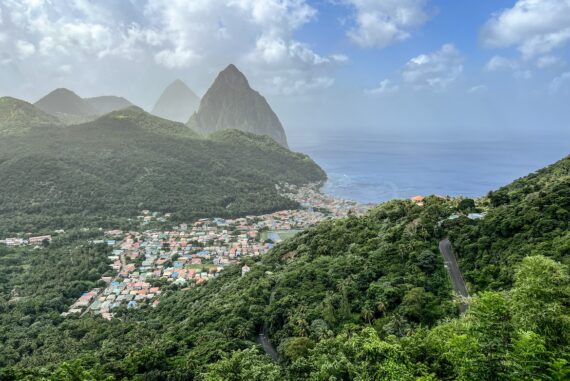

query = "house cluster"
[63, 184, 374, 319]
[279, 183, 373, 218]
[0, 235, 52, 247]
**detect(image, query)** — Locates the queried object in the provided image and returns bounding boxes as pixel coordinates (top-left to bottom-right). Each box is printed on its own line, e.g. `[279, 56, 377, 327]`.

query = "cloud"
[513, 69, 532, 80]
[481, 0, 570, 59]
[155, 48, 200, 69]
[402, 44, 463, 91]
[549, 71, 570, 93]
[16, 40, 36, 59]
[0, 0, 345, 96]
[485, 56, 518, 71]
[468, 85, 488, 94]
[536, 55, 565, 69]
[365, 79, 399, 95]
[344, 0, 432, 48]
[484, 56, 536, 79]
[271, 75, 334, 95]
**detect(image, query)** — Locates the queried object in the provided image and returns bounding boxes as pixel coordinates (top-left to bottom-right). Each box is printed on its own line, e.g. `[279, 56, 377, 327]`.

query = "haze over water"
[291, 132, 570, 204]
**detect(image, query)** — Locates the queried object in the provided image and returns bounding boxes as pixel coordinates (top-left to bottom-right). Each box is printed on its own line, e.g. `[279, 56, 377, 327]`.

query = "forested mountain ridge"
[0, 154, 568, 380]
[448, 155, 570, 292]
[85, 96, 133, 115]
[0, 106, 325, 235]
[0, 97, 61, 135]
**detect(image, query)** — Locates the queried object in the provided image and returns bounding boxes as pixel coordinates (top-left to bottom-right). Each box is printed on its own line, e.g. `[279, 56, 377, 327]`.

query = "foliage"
[0, 107, 326, 235]
[0, 152, 568, 380]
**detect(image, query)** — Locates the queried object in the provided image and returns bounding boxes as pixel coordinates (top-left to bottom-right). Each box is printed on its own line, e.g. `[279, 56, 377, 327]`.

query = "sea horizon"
[290, 131, 570, 204]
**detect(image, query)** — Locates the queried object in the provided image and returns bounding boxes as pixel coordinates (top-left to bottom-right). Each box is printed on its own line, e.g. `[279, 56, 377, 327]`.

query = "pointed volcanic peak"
[85, 96, 133, 115]
[151, 79, 200, 123]
[0, 96, 61, 136]
[34, 88, 97, 118]
[189, 64, 289, 148]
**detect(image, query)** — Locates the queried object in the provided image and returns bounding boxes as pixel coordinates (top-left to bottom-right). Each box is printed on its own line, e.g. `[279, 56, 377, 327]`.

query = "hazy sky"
[1, 0, 569, 141]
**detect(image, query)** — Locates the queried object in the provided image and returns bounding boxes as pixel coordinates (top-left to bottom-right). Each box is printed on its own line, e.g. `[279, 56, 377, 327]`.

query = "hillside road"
[439, 239, 469, 314]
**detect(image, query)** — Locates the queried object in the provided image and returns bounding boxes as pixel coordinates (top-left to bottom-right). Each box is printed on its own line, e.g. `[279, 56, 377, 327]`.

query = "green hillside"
[447, 155, 570, 291]
[0, 154, 568, 380]
[0, 97, 61, 135]
[0, 107, 326, 235]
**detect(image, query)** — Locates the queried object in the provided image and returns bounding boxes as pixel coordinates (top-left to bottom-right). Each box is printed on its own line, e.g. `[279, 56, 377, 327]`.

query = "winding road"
[439, 239, 470, 314]
[257, 289, 280, 361]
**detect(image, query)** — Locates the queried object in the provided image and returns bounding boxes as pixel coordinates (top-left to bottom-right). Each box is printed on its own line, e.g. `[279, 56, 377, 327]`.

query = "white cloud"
[485, 56, 518, 71]
[549, 71, 570, 93]
[16, 40, 36, 59]
[513, 69, 532, 80]
[536, 55, 565, 69]
[365, 79, 399, 95]
[345, 0, 432, 48]
[271, 75, 334, 95]
[0, 0, 344, 96]
[143, 0, 344, 93]
[468, 85, 488, 94]
[402, 44, 463, 91]
[481, 0, 570, 59]
[155, 48, 200, 68]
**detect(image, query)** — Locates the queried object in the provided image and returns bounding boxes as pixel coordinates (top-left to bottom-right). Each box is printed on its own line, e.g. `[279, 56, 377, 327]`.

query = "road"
[439, 239, 469, 314]
[257, 326, 279, 362]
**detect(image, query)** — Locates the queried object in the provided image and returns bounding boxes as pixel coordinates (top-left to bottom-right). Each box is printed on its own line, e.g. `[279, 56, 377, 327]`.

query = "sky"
[1, 0, 570, 142]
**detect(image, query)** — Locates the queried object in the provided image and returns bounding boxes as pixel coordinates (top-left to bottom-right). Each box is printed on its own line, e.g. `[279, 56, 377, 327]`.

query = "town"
[57, 184, 374, 319]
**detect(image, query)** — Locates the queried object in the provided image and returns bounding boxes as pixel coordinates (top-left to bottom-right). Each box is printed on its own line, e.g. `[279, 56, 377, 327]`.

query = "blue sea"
[291, 133, 569, 204]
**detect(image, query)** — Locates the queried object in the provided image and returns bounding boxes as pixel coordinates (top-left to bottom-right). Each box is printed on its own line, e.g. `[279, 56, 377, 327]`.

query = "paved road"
[439, 239, 469, 314]
[257, 325, 279, 362]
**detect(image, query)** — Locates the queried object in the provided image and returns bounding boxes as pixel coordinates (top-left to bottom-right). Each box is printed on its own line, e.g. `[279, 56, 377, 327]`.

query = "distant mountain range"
[189, 64, 289, 147]
[30, 64, 289, 146]
[33, 88, 133, 125]
[151, 79, 200, 123]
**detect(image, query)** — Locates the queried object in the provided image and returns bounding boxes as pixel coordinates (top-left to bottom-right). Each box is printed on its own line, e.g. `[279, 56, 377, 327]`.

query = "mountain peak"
[190, 64, 289, 147]
[216, 64, 249, 88]
[35, 88, 97, 117]
[151, 79, 200, 123]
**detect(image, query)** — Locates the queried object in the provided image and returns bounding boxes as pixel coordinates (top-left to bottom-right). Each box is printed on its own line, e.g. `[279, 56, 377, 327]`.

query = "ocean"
[291, 133, 569, 204]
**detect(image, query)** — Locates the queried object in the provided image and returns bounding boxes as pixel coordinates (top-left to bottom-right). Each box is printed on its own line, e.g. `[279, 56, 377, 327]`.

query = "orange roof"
[411, 195, 425, 202]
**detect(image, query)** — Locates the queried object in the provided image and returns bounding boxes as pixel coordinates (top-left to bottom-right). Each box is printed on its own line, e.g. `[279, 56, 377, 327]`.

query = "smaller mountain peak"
[171, 79, 187, 86]
[50, 88, 80, 97]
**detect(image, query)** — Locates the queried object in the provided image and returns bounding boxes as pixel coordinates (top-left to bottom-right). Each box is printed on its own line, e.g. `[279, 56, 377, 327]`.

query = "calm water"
[291, 133, 569, 204]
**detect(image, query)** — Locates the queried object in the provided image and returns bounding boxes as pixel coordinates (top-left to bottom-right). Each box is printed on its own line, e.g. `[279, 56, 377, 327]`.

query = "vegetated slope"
[0, 156, 568, 380]
[0, 97, 61, 135]
[151, 79, 200, 123]
[189, 64, 289, 147]
[447, 155, 570, 291]
[85, 96, 133, 115]
[0, 107, 325, 235]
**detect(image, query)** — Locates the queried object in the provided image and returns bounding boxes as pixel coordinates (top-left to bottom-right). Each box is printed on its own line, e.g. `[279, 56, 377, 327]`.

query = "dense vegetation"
[447, 155, 570, 291]
[0, 107, 326, 235]
[0, 97, 60, 136]
[0, 155, 568, 380]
